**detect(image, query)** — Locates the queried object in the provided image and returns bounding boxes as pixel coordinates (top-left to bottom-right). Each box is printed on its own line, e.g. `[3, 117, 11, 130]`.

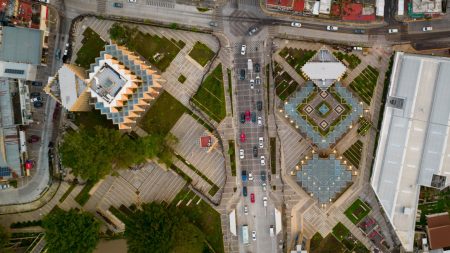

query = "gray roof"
[0, 26, 43, 65]
[371, 52, 450, 252]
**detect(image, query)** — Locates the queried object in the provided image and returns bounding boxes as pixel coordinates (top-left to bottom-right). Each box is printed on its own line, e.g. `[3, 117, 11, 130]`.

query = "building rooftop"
[301, 47, 346, 90]
[56, 64, 88, 111]
[0, 26, 43, 65]
[412, 0, 442, 13]
[427, 213, 450, 249]
[371, 52, 450, 252]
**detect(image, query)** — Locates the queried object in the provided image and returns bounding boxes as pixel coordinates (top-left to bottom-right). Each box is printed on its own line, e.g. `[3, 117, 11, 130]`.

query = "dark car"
[30, 92, 40, 98]
[354, 29, 365, 34]
[243, 186, 248, 197]
[240, 112, 245, 124]
[209, 21, 218, 27]
[240, 69, 246, 80]
[248, 26, 259, 36]
[31, 81, 42, 86]
[33, 101, 43, 108]
[251, 112, 256, 123]
[27, 135, 40, 143]
[256, 101, 262, 111]
[261, 171, 266, 181]
[254, 63, 260, 73]
[113, 2, 123, 7]
[253, 146, 258, 158]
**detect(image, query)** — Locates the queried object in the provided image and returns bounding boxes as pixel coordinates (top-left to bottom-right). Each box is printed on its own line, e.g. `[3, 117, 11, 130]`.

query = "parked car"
[33, 101, 43, 108]
[327, 26, 338, 31]
[240, 69, 246, 80]
[255, 76, 261, 85]
[31, 81, 42, 86]
[257, 116, 262, 126]
[244, 205, 248, 215]
[263, 196, 267, 207]
[260, 156, 266, 166]
[245, 110, 251, 121]
[241, 44, 247, 55]
[113, 2, 123, 8]
[250, 79, 254, 89]
[239, 149, 244, 159]
[388, 28, 399, 33]
[248, 26, 259, 36]
[251, 112, 256, 123]
[254, 63, 260, 73]
[128, 0, 136, 2]
[250, 193, 255, 203]
[354, 29, 365, 34]
[253, 146, 258, 158]
[422, 26, 433, 32]
[252, 230, 256, 241]
[27, 135, 40, 143]
[353, 46, 363, 51]
[30, 97, 42, 103]
[248, 172, 254, 181]
[240, 112, 245, 123]
[256, 101, 262, 111]
[261, 171, 266, 181]
[291, 22, 301, 27]
[259, 137, 264, 148]
[243, 186, 248, 197]
[209, 21, 218, 27]
[30, 92, 40, 98]
[240, 132, 246, 143]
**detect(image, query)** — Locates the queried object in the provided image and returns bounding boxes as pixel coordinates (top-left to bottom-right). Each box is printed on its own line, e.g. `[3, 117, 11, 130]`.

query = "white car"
[327, 25, 338, 31]
[241, 45, 247, 55]
[239, 149, 244, 159]
[257, 116, 262, 127]
[388, 28, 398, 33]
[262, 182, 267, 191]
[250, 79, 255, 89]
[291, 22, 301, 27]
[64, 49, 68, 56]
[260, 156, 266, 166]
[128, 0, 136, 2]
[259, 137, 264, 149]
[353, 46, 363, 51]
[244, 205, 248, 215]
[263, 196, 267, 207]
[422, 26, 433, 32]
[252, 231, 256, 241]
[248, 172, 254, 181]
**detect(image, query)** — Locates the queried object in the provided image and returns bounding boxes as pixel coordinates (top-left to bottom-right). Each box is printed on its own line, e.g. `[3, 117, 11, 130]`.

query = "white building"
[371, 52, 450, 252]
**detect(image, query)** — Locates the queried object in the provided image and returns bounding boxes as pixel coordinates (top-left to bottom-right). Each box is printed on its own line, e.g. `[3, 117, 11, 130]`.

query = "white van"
[247, 59, 253, 71]
[269, 225, 274, 237]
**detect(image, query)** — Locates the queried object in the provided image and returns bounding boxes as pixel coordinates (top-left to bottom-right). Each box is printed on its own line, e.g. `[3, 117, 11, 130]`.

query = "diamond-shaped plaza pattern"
[285, 82, 363, 149]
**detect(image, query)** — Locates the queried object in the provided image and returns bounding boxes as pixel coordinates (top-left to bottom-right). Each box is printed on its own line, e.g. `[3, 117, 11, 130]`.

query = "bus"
[242, 225, 249, 245]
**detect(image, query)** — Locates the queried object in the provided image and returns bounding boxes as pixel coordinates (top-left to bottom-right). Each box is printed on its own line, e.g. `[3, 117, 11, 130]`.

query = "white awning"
[229, 210, 237, 236]
[275, 208, 282, 235]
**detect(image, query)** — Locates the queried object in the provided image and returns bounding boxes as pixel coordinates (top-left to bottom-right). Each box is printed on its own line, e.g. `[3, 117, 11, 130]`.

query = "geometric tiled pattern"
[296, 154, 352, 203]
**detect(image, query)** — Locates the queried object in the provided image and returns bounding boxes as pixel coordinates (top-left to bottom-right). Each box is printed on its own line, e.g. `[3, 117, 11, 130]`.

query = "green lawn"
[333, 52, 361, 70]
[343, 140, 363, 169]
[228, 140, 236, 176]
[310, 233, 347, 253]
[270, 137, 276, 174]
[417, 186, 450, 225]
[75, 27, 106, 69]
[109, 206, 130, 224]
[129, 31, 184, 72]
[171, 188, 224, 253]
[191, 64, 226, 122]
[139, 91, 188, 136]
[332, 222, 350, 241]
[332, 222, 369, 252]
[73, 110, 115, 129]
[279, 47, 316, 74]
[189, 41, 215, 67]
[227, 68, 233, 115]
[344, 199, 372, 224]
[74, 181, 95, 206]
[349, 66, 379, 105]
[178, 74, 187, 83]
[273, 62, 299, 101]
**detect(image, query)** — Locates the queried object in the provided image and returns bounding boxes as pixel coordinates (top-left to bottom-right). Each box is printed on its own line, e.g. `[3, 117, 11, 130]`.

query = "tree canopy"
[42, 209, 100, 253]
[59, 126, 171, 182]
[0, 225, 9, 252]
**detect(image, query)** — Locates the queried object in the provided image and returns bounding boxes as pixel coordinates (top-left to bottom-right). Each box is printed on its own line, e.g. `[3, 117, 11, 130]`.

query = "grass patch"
[227, 69, 233, 116]
[273, 62, 299, 101]
[59, 183, 76, 203]
[191, 64, 226, 122]
[310, 232, 324, 252]
[178, 74, 187, 84]
[9, 179, 17, 188]
[172, 188, 224, 253]
[170, 164, 193, 184]
[311, 233, 347, 253]
[139, 91, 187, 136]
[357, 117, 371, 136]
[333, 52, 361, 70]
[279, 47, 316, 74]
[270, 137, 276, 174]
[109, 206, 130, 224]
[417, 186, 450, 226]
[189, 41, 215, 67]
[332, 222, 350, 241]
[228, 140, 236, 176]
[10, 220, 42, 228]
[344, 198, 371, 224]
[196, 7, 210, 12]
[349, 66, 379, 105]
[74, 181, 95, 206]
[73, 109, 115, 129]
[343, 140, 363, 169]
[266, 64, 270, 111]
[75, 27, 106, 69]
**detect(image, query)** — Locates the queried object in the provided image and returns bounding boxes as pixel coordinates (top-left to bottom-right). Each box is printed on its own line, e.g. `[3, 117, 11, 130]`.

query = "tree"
[42, 209, 100, 253]
[0, 225, 9, 252]
[125, 203, 183, 253]
[170, 222, 205, 253]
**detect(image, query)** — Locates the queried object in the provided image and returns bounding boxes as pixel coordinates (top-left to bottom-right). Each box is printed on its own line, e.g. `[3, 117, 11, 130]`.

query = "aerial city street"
[0, 0, 449, 252]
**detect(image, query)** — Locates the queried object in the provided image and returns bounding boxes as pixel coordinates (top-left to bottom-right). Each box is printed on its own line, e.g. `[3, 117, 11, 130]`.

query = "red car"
[27, 135, 40, 143]
[240, 132, 246, 143]
[245, 110, 251, 121]
[250, 193, 255, 203]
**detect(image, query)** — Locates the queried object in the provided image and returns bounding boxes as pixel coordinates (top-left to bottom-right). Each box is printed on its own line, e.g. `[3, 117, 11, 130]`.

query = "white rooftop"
[58, 65, 87, 111]
[371, 52, 450, 252]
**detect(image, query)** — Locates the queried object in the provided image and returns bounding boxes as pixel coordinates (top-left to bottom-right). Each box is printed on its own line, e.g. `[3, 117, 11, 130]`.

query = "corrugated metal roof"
[0, 26, 43, 65]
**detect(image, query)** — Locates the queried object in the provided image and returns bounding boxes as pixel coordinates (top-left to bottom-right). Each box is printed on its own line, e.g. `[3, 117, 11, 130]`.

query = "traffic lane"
[407, 18, 450, 33]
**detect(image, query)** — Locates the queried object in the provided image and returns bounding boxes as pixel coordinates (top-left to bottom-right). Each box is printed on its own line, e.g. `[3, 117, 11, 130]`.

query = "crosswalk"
[145, 0, 175, 8]
[97, 0, 106, 13]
